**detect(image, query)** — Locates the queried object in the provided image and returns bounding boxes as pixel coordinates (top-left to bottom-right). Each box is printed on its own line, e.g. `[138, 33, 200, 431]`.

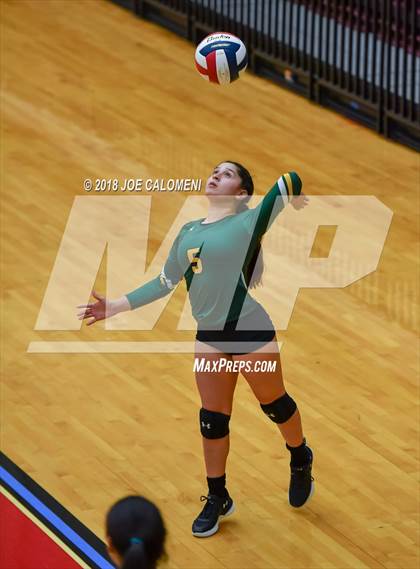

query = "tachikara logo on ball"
[195, 32, 247, 85]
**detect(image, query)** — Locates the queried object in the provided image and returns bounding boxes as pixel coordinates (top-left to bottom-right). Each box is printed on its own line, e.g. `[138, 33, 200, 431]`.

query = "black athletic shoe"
[192, 494, 235, 537]
[289, 446, 314, 507]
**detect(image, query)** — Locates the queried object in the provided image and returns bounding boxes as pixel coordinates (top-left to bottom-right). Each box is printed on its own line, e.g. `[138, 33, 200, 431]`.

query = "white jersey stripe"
[159, 269, 175, 290]
[277, 177, 289, 205]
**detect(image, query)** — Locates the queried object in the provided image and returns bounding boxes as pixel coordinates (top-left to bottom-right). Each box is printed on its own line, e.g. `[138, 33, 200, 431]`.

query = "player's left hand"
[291, 192, 309, 210]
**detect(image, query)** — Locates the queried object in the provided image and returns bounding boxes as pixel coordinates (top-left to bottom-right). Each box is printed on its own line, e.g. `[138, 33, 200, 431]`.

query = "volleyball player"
[78, 161, 313, 538]
[106, 495, 166, 569]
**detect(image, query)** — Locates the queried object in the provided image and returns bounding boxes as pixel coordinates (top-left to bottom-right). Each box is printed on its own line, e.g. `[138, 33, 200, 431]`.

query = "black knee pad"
[200, 408, 230, 439]
[260, 393, 297, 424]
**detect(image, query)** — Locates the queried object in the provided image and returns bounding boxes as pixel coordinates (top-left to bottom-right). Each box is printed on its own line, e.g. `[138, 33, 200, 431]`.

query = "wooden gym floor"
[1, 0, 419, 567]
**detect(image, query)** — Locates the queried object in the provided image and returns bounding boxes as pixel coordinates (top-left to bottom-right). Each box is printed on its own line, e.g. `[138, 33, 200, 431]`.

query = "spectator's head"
[106, 496, 166, 569]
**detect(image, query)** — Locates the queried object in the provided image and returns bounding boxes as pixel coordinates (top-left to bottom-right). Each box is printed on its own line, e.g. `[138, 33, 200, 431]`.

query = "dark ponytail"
[223, 161, 264, 288]
[122, 540, 148, 569]
[106, 496, 166, 569]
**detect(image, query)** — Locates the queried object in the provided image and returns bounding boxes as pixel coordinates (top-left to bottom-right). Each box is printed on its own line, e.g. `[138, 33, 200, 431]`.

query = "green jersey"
[126, 172, 302, 329]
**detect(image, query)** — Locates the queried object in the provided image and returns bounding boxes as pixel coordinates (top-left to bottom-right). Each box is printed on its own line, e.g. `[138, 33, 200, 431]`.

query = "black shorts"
[196, 306, 276, 356]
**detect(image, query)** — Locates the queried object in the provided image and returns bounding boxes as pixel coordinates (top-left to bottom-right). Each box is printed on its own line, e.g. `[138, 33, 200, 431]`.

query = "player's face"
[205, 162, 248, 197]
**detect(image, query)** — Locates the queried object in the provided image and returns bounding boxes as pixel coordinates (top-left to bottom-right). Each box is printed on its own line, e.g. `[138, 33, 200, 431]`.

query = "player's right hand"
[77, 290, 108, 326]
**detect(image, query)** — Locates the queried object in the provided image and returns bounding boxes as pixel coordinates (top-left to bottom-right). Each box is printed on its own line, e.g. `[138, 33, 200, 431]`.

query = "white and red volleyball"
[194, 32, 247, 85]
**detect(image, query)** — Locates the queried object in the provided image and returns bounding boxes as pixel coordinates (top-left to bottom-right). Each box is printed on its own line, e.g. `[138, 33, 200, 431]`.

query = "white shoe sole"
[192, 501, 235, 538]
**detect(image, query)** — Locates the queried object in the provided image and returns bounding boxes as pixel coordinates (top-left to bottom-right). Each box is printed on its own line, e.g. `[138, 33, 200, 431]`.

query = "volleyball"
[194, 32, 247, 85]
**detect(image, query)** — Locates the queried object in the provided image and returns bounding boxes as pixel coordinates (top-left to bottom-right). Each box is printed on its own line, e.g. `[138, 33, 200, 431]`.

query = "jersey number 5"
[187, 247, 203, 274]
